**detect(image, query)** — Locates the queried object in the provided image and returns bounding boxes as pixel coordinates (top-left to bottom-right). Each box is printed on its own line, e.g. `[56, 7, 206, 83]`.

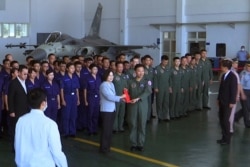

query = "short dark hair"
[200, 49, 207, 53]
[74, 61, 82, 66]
[58, 61, 66, 66]
[161, 55, 169, 61]
[63, 55, 69, 59]
[134, 64, 144, 71]
[10, 68, 18, 75]
[181, 56, 186, 60]
[66, 62, 74, 69]
[110, 60, 116, 65]
[84, 57, 93, 63]
[5, 54, 12, 59]
[116, 61, 123, 67]
[46, 69, 54, 75]
[26, 56, 34, 62]
[71, 55, 79, 61]
[144, 55, 151, 60]
[10, 60, 19, 67]
[102, 57, 110, 63]
[185, 53, 192, 57]
[221, 59, 232, 69]
[48, 53, 55, 58]
[18, 65, 28, 72]
[102, 69, 113, 81]
[40, 61, 49, 66]
[89, 63, 98, 70]
[2, 59, 10, 64]
[123, 61, 129, 65]
[28, 67, 36, 74]
[173, 57, 180, 61]
[27, 88, 47, 109]
[30, 60, 40, 66]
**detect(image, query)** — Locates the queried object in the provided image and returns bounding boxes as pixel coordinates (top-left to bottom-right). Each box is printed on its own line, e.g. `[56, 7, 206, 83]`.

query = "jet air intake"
[76, 47, 95, 56]
[29, 48, 47, 60]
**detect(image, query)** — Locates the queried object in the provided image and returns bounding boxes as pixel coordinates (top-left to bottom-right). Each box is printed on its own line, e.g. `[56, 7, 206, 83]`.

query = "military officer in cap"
[127, 64, 152, 152]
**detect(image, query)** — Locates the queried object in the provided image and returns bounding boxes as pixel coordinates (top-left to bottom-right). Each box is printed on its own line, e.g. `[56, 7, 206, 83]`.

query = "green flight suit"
[189, 65, 198, 111]
[127, 77, 152, 147]
[195, 61, 203, 109]
[125, 68, 136, 79]
[201, 58, 213, 108]
[113, 72, 128, 131]
[170, 67, 183, 118]
[180, 66, 191, 116]
[144, 66, 154, 120]
[153, 64, 171, 120]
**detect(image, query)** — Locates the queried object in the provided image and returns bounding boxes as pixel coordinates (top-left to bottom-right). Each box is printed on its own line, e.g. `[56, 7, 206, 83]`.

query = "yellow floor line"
[74, 137, 179, 167]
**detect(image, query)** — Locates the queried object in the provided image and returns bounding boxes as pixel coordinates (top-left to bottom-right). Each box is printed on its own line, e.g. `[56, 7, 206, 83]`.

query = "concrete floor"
[1, 81, 250, 167]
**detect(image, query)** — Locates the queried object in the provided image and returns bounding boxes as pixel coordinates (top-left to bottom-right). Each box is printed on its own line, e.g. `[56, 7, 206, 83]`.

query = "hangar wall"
[0, 0, 250, 63]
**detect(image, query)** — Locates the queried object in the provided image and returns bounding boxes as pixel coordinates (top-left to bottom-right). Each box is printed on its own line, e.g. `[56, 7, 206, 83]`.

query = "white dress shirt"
[15, 109, 68, 167]
[17, 76, 27, 94]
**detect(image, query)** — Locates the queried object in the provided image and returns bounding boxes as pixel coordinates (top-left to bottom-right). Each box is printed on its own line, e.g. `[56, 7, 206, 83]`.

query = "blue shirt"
[25, 78, 40, 92]
[15, 109, 68, 167]
[41, 80, 60, 99]
[83, 74, 102, 96]
[60, 73, 80, 95]
[240, 70, 250, 90]
[237, 50, 248, 61]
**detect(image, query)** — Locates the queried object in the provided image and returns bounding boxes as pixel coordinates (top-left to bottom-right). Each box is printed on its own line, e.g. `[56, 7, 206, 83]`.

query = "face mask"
[241, 48, 245, 51]
[43, 102, 48, 112]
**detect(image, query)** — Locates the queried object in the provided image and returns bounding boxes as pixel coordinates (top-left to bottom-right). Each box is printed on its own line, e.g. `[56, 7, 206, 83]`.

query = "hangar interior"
[1, 1, 250, 167]
[0, 0, 250, 63]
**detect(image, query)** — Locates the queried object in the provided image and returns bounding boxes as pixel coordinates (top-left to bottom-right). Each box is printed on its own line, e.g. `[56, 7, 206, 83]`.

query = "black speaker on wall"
[216, 43, 226, 57]
[190, 43, 200, 55]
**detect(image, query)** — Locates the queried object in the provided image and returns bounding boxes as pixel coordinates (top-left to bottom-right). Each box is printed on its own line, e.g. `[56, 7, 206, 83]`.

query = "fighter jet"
[6, 3, 158, 60]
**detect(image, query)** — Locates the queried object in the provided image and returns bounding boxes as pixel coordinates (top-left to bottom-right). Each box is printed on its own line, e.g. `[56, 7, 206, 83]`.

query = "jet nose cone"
[29, 49, 47, 60]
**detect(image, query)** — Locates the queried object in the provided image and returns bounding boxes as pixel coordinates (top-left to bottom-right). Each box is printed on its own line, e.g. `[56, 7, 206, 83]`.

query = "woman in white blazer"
[99, 69, 125, 153]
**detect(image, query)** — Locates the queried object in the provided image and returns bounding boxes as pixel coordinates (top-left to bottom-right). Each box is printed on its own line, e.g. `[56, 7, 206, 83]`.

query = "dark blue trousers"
[61, 94, 78, 136]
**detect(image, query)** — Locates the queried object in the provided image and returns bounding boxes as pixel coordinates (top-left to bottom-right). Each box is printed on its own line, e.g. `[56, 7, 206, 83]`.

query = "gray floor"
[1, 81, 250, 167]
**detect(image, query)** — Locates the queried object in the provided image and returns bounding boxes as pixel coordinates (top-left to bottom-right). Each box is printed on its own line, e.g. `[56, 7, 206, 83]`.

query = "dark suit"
[218, 71, 237, 143]
[8, 78, 29, 150]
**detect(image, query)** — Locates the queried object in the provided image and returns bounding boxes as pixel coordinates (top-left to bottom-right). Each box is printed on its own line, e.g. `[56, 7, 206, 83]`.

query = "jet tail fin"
[88, 3, 102, 37]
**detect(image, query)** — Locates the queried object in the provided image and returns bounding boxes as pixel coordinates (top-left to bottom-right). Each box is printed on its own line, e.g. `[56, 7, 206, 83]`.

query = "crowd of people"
[1, 48, 249, 165]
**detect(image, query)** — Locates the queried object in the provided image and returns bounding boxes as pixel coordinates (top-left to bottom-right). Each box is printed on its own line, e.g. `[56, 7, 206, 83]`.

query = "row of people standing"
[0, 51, 213, 152]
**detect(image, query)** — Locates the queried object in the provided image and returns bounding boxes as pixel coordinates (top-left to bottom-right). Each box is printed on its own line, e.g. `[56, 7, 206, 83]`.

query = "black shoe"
[137, 146, 144, 152]
[119, 130, 125, 133]
[216, 139, 223, 144]
[220, 141, 230, 145]
[88, 133, 93, 136]
[151, 115, 156, 118]
[196, 108, 202, 111]
[93, 132, 98, 136]
[130, 146, 137, 151]
[113, 130, 118, 134]
[163, 119, 170, 122]
[203, 106, 211, 110]
[69, 135, 76, 138]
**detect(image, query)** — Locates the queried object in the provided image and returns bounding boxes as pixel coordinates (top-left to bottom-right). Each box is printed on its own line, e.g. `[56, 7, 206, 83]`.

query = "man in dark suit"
[8, 65, 29, 151]
[217, 59, 238, 145]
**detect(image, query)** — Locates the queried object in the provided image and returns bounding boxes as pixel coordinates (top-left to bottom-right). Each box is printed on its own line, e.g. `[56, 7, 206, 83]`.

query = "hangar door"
[188, 32, 206, 54]
[162, 32, 176, 65]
